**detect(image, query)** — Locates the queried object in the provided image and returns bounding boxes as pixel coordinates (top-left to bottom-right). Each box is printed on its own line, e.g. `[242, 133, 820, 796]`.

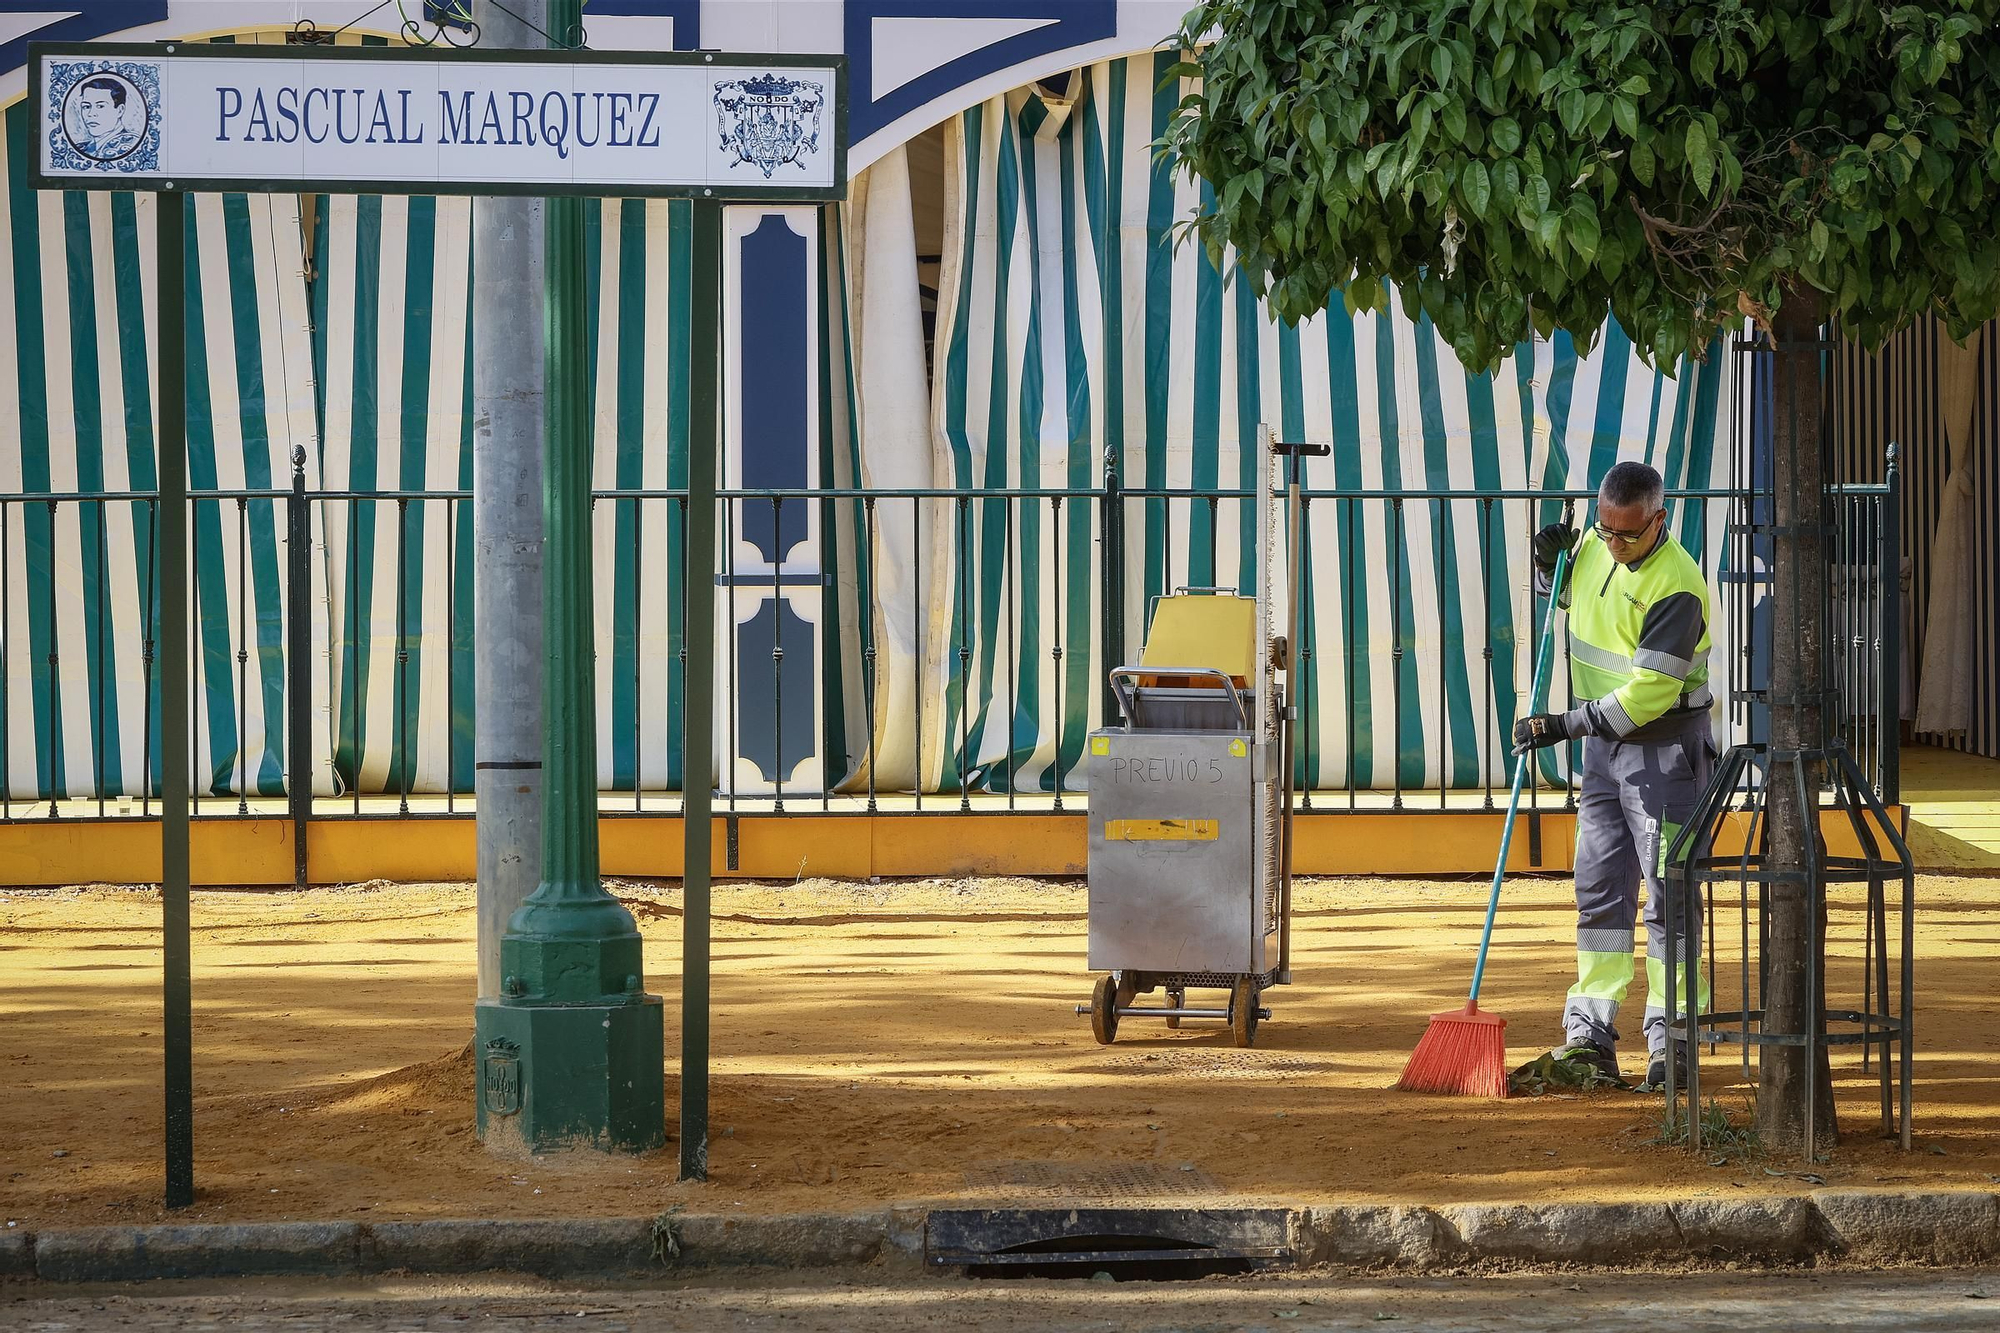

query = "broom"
[1396, 531, 1575, 1098]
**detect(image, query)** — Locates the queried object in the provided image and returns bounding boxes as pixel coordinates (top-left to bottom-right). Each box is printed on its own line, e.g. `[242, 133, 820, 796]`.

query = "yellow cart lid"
[1138, 594, 1257, 683]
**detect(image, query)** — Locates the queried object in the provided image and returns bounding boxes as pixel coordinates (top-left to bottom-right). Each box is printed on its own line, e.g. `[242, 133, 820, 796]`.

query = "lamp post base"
[474, 990, 666, 1154]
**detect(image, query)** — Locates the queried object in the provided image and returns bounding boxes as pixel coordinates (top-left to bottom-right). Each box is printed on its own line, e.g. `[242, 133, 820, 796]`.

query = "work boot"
[1636, 1043, 1688, 1094]
[1555, 1039, 1624, 1087]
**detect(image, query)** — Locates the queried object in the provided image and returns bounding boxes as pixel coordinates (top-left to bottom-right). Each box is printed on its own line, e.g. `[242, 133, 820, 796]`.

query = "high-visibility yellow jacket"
[1555, 529, 1713, 742]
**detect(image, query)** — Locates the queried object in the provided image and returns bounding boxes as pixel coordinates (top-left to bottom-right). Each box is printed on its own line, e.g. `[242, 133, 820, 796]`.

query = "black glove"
[1512, 712, 1569, 755]
[1533, 522, 1580, 572]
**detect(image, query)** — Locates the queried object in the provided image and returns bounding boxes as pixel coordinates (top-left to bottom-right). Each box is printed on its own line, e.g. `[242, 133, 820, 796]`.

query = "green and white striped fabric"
[4, 44, 1735, 805]
[925, 54, 1734, 793]
[587, 197, 695, 795]
[312, 193, 697, 795]
[313, 192, 474, 799]
[1, 98, 326, 804]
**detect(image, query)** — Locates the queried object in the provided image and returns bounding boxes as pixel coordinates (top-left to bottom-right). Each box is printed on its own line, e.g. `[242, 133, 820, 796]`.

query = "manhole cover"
[927, 1206, 1293, 1274]
[964, 1159, 1221, 1197]
[1101, 1050, 1333, 1078]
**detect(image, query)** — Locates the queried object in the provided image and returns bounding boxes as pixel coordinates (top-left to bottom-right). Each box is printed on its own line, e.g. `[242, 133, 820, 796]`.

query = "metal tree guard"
[1662, 334, 1916, 1160]
[1662, 737, 1915, 1158]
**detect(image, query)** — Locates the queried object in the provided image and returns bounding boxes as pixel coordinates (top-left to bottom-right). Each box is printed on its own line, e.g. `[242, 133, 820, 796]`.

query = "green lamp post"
[473, 0, 666, 1153]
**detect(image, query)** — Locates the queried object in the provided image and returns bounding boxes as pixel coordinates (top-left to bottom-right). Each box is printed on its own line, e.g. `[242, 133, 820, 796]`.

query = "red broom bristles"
[1395, 1000, 1509, 1099]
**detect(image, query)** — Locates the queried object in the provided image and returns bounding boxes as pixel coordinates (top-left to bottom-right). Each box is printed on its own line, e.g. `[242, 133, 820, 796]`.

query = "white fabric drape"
[1915, 329, 1984, 735]
[840, 146, 937, 791]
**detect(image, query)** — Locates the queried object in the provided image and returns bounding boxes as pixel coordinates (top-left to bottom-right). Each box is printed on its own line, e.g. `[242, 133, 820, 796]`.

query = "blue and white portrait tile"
[46, 58, 163, 174]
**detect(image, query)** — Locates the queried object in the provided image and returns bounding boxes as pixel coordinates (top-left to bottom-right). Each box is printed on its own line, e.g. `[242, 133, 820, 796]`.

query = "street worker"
[1512, 460, 1716, 1093]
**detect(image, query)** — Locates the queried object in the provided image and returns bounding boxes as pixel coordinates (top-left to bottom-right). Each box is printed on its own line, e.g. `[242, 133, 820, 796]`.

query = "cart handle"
[1108, 666, 1248, 732]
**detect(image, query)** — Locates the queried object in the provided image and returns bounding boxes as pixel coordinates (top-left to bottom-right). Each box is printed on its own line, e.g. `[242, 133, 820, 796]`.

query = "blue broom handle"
[1467, 539, 1573, 1005]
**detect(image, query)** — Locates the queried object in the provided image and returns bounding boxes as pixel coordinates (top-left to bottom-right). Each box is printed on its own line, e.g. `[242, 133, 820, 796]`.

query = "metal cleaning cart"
[1077, 429, 1315, 1047]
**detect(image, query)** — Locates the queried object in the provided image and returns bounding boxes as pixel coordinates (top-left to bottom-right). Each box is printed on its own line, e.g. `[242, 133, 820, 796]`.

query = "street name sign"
[28, 41, 846, 199]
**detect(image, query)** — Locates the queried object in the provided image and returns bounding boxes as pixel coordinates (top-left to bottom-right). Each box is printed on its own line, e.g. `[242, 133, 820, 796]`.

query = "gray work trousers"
[1562, 718, 1715, 1057]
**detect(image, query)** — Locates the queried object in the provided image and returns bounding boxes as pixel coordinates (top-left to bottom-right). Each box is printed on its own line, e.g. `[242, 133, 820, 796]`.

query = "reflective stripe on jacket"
[1556, 529, 1713, 743]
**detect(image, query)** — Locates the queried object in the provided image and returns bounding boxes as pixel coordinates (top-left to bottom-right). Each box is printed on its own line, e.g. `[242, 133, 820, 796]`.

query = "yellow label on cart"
[1228, 739, 1248, 757]
[1103, 818, 1220, 842]
[1090, 736, 1111, 755]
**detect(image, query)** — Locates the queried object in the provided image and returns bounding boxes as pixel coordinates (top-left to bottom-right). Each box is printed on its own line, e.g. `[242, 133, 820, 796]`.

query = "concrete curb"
[675, 1212, 919, 1271]
[32, 1222, 363, 1283]
[362, 1219, 652, 1277]
[1813, 1189, 2000, 1266]
[0, 1228, 34, 1280]
[1435, 1202, 1683, 1266]
[8, 1192, 1999, 1282]
[1667, 1195, 1827, 1262]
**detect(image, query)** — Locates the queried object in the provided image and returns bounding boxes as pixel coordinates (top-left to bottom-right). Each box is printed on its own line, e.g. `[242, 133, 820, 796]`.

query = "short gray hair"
[1599, 460, 1664, 512]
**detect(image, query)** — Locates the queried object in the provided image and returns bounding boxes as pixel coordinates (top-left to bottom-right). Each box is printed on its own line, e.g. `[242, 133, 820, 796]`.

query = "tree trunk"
[1760, 288, 1839, 1155]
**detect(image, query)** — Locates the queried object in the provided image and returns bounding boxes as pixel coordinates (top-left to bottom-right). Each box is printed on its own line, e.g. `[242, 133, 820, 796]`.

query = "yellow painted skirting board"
[0, 806, 1908, 886]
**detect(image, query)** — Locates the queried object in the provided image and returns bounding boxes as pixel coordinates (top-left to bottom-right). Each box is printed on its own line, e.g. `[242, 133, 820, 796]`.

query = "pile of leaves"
[1506, 1048, 1628, 1095]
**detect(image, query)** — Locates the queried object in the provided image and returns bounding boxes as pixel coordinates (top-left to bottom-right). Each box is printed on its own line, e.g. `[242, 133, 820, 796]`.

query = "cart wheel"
[1230, 977, 1260, 1048]
[1165, 987, 1184, 1030]
[1091, 973, 1120, 1044]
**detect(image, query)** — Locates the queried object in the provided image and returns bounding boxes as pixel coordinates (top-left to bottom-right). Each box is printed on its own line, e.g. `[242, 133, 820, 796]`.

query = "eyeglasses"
[1593, 510, 1663, 545]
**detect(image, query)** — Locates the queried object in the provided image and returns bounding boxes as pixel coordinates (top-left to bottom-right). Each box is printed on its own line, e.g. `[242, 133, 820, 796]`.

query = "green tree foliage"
[1162, 0, 2000, 370]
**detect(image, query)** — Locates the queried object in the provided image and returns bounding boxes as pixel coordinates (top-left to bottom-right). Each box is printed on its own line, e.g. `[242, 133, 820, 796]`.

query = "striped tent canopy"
[2, 44, 1736, 803]
[0, 98, 327, 805]
[915, 53, 1734, 793]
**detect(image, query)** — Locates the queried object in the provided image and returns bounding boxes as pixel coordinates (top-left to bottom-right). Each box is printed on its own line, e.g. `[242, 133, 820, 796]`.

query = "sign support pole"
[157, 188, 193, 1209]
[679, 198, 722, 1182]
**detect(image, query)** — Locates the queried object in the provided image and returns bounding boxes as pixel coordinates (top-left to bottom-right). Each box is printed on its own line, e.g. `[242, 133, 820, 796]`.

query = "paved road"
[7, 1270, 2000, 1332]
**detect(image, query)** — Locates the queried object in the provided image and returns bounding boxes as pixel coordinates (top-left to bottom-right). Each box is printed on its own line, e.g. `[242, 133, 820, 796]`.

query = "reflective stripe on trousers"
[1562, 721, 1715, 1056]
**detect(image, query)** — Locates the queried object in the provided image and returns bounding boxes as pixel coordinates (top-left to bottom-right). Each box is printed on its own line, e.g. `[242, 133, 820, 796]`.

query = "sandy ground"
[2, 874, 1996, 1228]
[10, 1271, 2000, 1333]
[1904, 745, 2000, 871]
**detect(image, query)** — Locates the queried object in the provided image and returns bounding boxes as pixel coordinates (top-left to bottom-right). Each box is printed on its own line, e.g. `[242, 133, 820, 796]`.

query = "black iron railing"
[0, 460, 1900, 867]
